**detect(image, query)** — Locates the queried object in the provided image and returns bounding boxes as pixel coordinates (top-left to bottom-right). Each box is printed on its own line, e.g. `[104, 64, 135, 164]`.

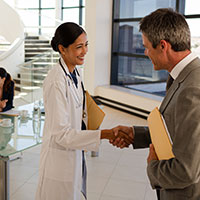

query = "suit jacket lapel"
[159, 57, 200, 114]
[159, 81, 179, 113]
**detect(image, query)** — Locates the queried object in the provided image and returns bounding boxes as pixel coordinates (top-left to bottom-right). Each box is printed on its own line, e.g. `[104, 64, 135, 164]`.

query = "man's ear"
[160, 40, 168, 50]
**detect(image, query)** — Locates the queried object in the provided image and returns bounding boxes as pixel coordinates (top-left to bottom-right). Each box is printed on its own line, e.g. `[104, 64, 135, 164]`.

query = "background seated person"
[0, 67, 14, 112]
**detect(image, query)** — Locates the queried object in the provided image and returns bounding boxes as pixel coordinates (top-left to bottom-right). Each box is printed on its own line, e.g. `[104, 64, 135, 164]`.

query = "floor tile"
[27, 172, 39, 184]
[10, 165, 38, 182]
[117, 152, 147, 169]
[10, 152, 40, 169]
[86, 192, 100, 200]
[87, 175, 109, 195]
[111, 164, 149, 183]
[144, 183, 157, 200]
[100, 195, 133, 200]
[10, 180, 25, 195]
[11, 183, 37, 200]
[102, 178, 147, 200]
[87, 160, 115, 178]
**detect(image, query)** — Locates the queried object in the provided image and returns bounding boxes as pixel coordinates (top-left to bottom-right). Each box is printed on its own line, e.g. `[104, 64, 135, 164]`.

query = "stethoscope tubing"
[59, 59, 82, 108]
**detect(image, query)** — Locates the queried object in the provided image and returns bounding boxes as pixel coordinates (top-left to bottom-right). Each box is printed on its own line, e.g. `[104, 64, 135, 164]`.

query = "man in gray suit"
[111, 8, 200, 200]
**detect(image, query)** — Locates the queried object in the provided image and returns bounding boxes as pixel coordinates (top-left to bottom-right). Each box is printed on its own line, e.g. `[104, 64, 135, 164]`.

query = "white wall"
[0, 0, 24, 77]
[0, 0, 24, 43]
[0, 41, 24, 76]
[84, 0, 161, 113]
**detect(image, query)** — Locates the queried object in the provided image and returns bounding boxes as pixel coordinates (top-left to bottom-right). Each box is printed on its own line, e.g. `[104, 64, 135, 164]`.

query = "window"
[63, 0, 80, 7]
[185, 0, 200, 15]
[62, 0, 85, 26]
[111, 0, 182, 97]
[40, 9, 56, 35]
[184, 0, 200, 57]
[14, 0, 85, 35]
[62, 8, 80, 24]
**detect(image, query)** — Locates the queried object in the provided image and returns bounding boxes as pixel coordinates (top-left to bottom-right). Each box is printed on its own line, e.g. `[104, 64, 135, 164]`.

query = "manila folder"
[147, 107, 175, 160]
[86, 91, 105, 130]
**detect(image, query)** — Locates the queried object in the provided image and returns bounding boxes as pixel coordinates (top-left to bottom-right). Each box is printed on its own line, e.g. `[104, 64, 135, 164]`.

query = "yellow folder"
[147, 107, 175, 160]
[85, 91, 105, 130]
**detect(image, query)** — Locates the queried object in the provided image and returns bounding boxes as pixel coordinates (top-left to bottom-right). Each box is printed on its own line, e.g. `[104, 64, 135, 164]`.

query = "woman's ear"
[58, 44, 65, 55]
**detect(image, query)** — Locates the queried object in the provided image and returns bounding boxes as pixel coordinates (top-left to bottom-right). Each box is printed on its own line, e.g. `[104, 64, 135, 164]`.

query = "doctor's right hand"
[100, 127, 133, 148]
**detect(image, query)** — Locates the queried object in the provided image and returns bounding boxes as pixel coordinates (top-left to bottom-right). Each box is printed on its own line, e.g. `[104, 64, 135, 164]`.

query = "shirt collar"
[170, 52, 198, 80]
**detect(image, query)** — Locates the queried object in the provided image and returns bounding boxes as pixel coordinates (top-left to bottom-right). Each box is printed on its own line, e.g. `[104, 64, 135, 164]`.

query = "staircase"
[14, 35, 59, 103]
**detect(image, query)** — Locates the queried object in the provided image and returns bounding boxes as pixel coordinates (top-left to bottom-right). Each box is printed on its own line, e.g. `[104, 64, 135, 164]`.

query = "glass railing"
[15, 49, 84, 105]
[15, 50, 59, 104]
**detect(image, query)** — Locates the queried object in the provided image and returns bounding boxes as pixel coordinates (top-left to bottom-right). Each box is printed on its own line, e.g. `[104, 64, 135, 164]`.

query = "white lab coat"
[35, 58, 101, 200]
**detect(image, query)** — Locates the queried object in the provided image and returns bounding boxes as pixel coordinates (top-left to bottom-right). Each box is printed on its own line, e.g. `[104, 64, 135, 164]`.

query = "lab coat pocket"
[44, 148, 75, 182]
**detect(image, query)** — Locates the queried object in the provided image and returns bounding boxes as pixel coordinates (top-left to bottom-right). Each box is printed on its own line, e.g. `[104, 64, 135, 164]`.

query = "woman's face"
[60, 32, 88, 72]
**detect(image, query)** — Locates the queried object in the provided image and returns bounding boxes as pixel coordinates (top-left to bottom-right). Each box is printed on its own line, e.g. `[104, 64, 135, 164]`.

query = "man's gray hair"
[139, 8, 191, 51]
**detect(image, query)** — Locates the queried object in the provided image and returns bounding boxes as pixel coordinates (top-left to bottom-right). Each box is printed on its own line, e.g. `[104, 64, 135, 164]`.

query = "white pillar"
[55, 0, 62, 26]
[84, 0, 113, 95]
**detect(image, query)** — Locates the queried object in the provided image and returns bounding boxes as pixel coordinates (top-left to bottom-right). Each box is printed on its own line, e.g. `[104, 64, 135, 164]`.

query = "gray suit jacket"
[133, 57, 200, 200]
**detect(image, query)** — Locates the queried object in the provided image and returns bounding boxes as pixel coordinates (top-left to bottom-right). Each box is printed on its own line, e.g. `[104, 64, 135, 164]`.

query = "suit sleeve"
[147, 86, 200, 190]
[133, 126, 151, 149]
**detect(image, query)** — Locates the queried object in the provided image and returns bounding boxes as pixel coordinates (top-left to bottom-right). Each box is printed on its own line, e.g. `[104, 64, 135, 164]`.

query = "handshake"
[101, 126, 134, 148]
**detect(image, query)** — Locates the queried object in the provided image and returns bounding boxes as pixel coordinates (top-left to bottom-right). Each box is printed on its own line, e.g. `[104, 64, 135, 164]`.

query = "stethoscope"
[59, 59, 87, 118]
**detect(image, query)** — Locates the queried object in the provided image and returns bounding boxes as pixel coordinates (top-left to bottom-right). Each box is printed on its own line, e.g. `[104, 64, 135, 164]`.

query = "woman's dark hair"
[0, 67, 13, 93]
[51, 22, 86, 52]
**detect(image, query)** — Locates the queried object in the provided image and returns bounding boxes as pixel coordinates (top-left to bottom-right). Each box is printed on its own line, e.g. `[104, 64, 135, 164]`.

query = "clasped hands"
[101, 125, 134, 148]
[101, 125, 159, 163]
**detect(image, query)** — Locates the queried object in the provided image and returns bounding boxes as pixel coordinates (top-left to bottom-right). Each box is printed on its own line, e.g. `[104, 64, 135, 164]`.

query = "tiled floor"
[9, 105, 157, 200]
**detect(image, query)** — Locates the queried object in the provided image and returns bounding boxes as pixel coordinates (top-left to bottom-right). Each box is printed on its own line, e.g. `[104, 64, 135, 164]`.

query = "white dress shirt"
[170, 52, 198, 80]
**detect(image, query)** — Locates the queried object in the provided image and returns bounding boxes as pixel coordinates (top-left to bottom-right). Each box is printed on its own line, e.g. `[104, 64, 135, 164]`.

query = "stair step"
[25, 54, 59, 60]
[25, 47, 51, 50]
[33, 61, 56, 64]
[25, 52, 52, 57]
[25, 57, 59, 61]
[14, 77, 44, 84]
[25, 48, 52, 53]
[19, 65, 51, 71]
[25, 40, 49, 44]
[25, 44, 51, 48]
[14, 83, 41, 91]
[25, 36, 39, 40]
[17, 72, 47, 77]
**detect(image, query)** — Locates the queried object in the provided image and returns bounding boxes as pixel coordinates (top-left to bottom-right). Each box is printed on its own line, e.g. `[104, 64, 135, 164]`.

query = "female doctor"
[35, 22, 132, 200]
